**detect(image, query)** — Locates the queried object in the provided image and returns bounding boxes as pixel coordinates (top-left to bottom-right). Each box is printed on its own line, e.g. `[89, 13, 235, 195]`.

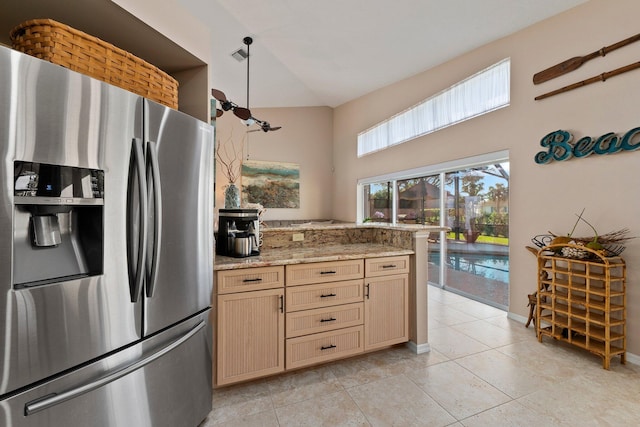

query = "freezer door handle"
[146, 140, 162, 297]
[127, 138, 148, 302]
[24, 320, 206, 416]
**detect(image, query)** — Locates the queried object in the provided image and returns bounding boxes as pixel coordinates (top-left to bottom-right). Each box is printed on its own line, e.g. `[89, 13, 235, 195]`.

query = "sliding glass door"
[358, 155, 509, 310]
[439, 163, 509, 309]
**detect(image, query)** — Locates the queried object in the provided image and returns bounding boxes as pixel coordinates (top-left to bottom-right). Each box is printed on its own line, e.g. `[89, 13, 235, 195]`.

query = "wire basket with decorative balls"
[531, 228, 632, 259]
[10, 19, 178, 109]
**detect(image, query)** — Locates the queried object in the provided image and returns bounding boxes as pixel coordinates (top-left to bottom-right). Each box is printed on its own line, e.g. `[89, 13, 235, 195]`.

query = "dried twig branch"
[550, 228, 635, 245]
[215, 131, 245, 183]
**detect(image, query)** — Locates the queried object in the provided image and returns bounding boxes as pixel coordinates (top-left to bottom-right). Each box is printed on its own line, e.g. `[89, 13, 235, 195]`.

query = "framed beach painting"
[241, 160, 300, 208]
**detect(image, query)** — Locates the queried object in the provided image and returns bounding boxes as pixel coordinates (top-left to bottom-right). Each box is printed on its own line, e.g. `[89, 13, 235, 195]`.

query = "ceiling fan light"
[242, 118, 256, 126]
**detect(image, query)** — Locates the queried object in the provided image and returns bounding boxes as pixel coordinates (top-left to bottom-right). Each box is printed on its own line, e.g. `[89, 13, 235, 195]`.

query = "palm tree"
[487, 183, 508, 216]
[461, 174, 484, 196]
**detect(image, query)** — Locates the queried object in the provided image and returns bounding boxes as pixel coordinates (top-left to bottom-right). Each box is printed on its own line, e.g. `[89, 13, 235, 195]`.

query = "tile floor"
[201, 286, 640, 426]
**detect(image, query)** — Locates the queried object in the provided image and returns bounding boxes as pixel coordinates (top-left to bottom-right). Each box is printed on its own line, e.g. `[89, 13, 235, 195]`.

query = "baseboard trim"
[625, 351, 640, 366]
[507, 311, 528, 324]
[407, 341, 431, 354]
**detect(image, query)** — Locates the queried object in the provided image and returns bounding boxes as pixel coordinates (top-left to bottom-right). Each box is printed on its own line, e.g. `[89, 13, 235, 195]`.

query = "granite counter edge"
[214, 247, 414, 271]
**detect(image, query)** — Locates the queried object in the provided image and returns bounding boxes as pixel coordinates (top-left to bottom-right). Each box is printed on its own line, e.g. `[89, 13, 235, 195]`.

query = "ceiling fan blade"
[233, 107, 252, 120]
[211, 88, 228, 101]
[246, 129, 261, 133]
[269, 126, 282, 131]
[216, 109, 223, 118]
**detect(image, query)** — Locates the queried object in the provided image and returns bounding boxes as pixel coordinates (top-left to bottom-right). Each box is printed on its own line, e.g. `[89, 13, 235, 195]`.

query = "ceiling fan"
[211, 36, 281, 133]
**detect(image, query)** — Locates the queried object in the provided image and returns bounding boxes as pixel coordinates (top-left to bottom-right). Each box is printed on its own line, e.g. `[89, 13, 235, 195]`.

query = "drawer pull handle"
[382, 264, 397, 268]
[320, 293, 337, 298]
[320, 344, 337, 350]
[365, 283, 370, 299]
[279, 295, 284, 313]
[242, 278, 263, 283]
[320, 270, 337, 275]
[320, 317, 337, 323]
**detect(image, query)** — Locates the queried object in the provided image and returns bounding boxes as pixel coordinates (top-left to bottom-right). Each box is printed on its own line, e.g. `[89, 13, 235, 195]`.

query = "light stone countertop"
[214, 243, 414, 271]
[262, 222, 444, 233]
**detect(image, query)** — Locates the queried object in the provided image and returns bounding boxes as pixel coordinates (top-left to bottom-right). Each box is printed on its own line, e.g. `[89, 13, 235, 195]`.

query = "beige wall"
[110, 0, 210, 61]
[333, 0, 640, 355]
[214, 106, 334, 221]
[211, 0, 640, 356]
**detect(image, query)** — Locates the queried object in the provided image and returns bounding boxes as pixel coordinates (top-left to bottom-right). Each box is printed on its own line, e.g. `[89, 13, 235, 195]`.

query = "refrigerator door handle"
[146, 140, 162, 297]
[128, 137, 148, 302]
[24, 320, 206, 416]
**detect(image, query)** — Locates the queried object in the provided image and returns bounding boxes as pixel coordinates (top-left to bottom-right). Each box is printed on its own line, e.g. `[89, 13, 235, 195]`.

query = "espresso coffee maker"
[216, 208, 260, 257]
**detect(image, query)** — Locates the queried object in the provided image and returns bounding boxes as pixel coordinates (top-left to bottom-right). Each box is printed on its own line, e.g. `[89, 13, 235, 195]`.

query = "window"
[363, 182, 394, 222]
[358, 151, 509, 309]
[397, 177, 441, 225]
[357, 58, 510, 157]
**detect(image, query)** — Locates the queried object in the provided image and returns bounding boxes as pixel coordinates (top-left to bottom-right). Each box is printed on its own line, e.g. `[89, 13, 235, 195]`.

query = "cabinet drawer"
[286, 279, 363, 312]
[286, 326, 364, 369]
[217, 266, 285, 294]
[365, 255, 410, 277]
[286, 259, 364, 286]
[286, 302, 364, 338]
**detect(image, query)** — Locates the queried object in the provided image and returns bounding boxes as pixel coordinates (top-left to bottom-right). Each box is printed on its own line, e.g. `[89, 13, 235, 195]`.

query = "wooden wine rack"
[536, 244, 626, 369]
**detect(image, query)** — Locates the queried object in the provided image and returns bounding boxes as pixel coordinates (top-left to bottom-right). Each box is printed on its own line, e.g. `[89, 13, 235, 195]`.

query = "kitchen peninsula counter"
[214, 222, 447, 358]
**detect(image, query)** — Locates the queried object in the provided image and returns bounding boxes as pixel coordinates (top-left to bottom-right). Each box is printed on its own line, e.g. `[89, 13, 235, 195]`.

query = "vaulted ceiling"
[177, 0, 588, 108]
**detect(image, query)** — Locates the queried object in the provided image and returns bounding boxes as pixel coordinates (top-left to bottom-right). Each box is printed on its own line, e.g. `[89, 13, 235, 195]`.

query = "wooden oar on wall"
[533, 32, 640, 85]
[534, 60, 640, 101]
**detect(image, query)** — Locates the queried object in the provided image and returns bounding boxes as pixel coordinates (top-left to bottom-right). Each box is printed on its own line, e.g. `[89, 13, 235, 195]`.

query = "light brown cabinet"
[364, 257, 409, 350]
[216, 267, 285, 386]
[215, 255, 410, 385]
[536, 245, 626, 369]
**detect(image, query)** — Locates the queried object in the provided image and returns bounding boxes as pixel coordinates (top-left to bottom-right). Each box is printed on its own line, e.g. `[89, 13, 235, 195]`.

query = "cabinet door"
[364, 274, 409, 350]
[217, 288, 284, 385]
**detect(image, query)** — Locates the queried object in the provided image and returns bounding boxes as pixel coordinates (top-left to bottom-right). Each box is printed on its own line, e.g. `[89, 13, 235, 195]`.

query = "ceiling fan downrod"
[244, 36, 252, 112]
[211, 36, 281, 132]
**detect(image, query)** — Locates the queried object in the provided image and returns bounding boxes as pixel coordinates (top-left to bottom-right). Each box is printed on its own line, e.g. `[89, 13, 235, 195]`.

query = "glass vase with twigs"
[216, 132, 245, 208]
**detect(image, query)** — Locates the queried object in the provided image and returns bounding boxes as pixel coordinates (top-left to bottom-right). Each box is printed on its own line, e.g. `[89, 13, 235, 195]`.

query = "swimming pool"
[429, 251, 509, 283]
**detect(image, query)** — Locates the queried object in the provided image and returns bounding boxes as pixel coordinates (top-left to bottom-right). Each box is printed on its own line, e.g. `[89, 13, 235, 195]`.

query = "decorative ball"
[561, 242, 588, 259]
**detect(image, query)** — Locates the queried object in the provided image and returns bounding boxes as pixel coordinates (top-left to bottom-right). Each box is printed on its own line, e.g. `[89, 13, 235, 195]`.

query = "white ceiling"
[177, 0, 588, 108]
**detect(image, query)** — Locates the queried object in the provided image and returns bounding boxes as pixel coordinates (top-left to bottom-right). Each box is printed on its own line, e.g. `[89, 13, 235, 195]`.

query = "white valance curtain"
[357, 58, 510, 157]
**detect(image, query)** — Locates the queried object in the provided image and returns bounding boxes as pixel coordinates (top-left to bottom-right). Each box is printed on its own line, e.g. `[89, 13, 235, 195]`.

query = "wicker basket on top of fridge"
[10, 18, 178, 109]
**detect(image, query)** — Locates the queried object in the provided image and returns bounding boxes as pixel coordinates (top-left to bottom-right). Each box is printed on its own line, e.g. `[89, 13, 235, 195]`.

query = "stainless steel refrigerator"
[0, 45, 214, 426]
